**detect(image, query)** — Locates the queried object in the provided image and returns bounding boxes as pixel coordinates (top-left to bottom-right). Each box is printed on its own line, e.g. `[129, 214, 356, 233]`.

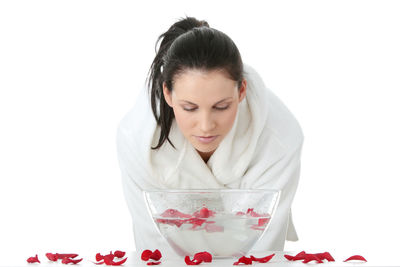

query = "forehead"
[172, 69, 238, 102]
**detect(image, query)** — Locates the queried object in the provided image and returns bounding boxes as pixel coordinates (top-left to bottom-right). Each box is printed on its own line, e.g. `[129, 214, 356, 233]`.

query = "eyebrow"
[179, 97, 233, 105]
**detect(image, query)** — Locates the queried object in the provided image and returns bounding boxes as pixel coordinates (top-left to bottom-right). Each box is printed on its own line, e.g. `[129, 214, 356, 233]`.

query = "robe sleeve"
[242, 141, 303, 251]
[115, 103, 176, 255]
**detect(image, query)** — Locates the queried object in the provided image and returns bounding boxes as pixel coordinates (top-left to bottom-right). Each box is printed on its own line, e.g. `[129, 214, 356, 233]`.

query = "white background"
[1, 0, 400, 264]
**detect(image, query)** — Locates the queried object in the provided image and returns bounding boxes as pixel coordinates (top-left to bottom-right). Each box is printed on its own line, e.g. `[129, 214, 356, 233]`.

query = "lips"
[196, 135, 218, 144]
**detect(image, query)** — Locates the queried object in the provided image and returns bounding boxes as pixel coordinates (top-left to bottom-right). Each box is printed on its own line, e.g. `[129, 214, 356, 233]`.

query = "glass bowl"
[143, 189, 280, 258]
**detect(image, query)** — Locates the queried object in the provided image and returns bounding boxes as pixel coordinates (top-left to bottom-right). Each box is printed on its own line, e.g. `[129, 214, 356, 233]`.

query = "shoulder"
[244, 63, 304, 153]
[117, 88, 157, 151]
[264, 89, 304, 152]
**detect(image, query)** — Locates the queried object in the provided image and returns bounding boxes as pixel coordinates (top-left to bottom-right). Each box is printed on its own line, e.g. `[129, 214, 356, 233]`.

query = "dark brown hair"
[146, 16, 244, 149]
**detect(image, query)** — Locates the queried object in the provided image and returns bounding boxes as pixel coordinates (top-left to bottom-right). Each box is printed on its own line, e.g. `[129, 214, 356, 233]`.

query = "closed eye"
[214, 105, 230, 110]
[183, 107, 197, 112]
[182, 105, 231, 112]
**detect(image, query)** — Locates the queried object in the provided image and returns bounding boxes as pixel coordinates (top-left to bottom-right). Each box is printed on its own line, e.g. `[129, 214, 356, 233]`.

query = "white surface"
[1, 251, 399, 267]
[1, 0, 400, 261]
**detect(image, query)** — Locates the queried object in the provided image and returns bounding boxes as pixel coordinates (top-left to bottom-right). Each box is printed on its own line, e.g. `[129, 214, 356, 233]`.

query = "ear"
[238, 79, 247, 102]
[162, 82, 173, 107]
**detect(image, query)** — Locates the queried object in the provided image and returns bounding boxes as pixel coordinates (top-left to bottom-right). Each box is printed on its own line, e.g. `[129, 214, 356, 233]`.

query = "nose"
[199, 111, 216, 134]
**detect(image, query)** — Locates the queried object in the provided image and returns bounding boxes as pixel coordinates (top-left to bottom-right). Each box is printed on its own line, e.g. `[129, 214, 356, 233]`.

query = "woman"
[116, 16, 304, 254]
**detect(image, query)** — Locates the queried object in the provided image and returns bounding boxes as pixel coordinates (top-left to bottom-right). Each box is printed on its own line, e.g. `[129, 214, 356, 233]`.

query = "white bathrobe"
[116, 63, 304, 255]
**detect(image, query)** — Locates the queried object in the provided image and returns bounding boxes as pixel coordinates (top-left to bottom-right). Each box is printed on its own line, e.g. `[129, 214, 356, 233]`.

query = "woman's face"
[163, 69, 246, 162]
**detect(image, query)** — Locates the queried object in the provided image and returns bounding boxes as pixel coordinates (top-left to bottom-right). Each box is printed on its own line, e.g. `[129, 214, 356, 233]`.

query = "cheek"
[172, 108, 194, 135]
[219, 108, 238, 133]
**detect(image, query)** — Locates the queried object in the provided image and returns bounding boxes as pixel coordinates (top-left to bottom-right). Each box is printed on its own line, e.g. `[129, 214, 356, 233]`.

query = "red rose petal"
[185, 256, 202, 265]
[45, 253, 79, 262]
[344, 255, 367, 262]
[284, 254, 294, 261]
[233, 256, 252, 265]
[250, 253, 275, 263]
[46, 253, 58, 261]
[315, 252, 335, 262]
[156, 218, 186, 228]
[161, 208, 180, 217]
[147, 262, 161, 265]
[303, 254, 323, 264]
[187, 218, 207, 227]
[323, 252, 335, 262]
[114, 250, 126, 258]
[61, 257, 83, 264]
[96, 253, 104, 262]
[103, 253, 115, 262]
[293, 251, 307, 260]
[246, 208, 267, 217]
[194, 251, 212, 262]
[141, 250, 153, 261]
[61, 258, 71, 264]
[284, 251, 306, 261]
[141, 249, 162, 263]
[161, 208, 191, 218]
[104, 257, 114, 265]
[199, 208, 210, 218]
[58, 254, 79, 259]
[285, 251, 336, 263]
[193, 207, 215, 218]
[250, 225, 265, 231]
[258, 218, 269, 226]
[150, 250, 162, 261]
[27, 254, 40, 264]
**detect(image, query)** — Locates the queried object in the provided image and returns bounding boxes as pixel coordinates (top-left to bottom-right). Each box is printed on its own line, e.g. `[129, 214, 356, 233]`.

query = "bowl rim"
[143, 188, 280, 194]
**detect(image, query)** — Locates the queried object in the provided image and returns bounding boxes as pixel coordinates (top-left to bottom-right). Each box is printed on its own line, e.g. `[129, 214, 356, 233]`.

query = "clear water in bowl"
[154, 210, 271, 258]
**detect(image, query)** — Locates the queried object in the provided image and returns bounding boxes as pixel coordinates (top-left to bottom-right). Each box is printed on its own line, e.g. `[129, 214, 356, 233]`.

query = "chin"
[194, 143, 218, 153]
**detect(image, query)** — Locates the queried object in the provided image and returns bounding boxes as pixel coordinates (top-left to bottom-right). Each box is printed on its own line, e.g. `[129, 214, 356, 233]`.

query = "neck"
[197, 150, 215, 163]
